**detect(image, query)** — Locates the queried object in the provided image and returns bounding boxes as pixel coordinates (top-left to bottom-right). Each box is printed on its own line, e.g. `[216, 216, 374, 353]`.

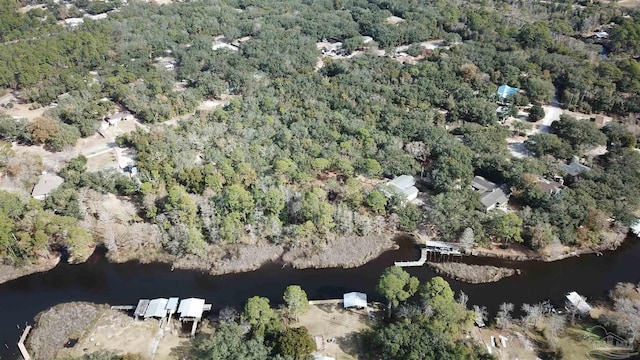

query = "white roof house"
[343, 292, 367, 308]
[386, 175, 419, 201]
[31, 174, 64, 200]
[178, 298, 206, 320]
[144, 298, 169, 318]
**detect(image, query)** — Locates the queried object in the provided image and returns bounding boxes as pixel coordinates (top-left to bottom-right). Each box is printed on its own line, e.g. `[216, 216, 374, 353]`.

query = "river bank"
[0, 256, 60, 285]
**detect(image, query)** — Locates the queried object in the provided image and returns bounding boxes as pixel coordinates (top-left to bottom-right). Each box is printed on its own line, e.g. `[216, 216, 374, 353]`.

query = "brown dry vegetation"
[58, 309, 190, 360]
[427, 262, 518, 284]
[283, 234, 396, 269]
[27, 302, 105, 360]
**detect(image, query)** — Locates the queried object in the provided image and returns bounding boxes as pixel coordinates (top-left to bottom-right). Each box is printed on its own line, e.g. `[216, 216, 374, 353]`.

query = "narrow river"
[1, 235, 639, 359]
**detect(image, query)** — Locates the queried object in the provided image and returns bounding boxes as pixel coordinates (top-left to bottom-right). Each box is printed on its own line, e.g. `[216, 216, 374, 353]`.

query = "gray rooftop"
[144, 298, 168, 318]
[388, 175, 415, 189]
[480, 188, 509, 210]
[31, 174, 64, 199]
[134, 299, 150, 318]
[559, 161, 591, 176]
[472, 176, 498, 192]
[387, 175, 419, 200]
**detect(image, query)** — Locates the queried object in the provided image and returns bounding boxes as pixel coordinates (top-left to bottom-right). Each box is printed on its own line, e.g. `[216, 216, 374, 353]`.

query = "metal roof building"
[386, 175, 419, 201]
[178, 298, 206, 320]
[166, 297, 179, 314]
[343, 292, 367, 309]
[144, 298, 168, 318]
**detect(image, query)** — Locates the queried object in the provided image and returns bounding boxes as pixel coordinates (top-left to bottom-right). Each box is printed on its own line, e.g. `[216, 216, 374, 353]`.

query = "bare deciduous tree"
[457, 291, 469, 308]
[496, 302, 515, 329]
[219, 306, 238, 323]
[547, 313, 567, 341]
[474, 305, 488, 326]
[521, 303, 543, 329]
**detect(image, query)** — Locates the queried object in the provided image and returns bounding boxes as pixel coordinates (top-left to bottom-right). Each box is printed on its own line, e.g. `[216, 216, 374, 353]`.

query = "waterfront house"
[472, 176, 509, 212]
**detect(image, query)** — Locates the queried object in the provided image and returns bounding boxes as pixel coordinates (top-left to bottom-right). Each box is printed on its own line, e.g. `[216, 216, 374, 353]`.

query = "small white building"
[343, 292, 367, 309]
[386, 175, 419, 201]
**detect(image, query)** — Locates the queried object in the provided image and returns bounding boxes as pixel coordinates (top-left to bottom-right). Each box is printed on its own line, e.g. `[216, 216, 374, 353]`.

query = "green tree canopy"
[376, 266, 420, 307]
[283, 285, 308, 321]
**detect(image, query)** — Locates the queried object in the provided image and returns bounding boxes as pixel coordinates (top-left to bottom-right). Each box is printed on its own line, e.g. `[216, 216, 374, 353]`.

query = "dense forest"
[1, 0, 640, 264]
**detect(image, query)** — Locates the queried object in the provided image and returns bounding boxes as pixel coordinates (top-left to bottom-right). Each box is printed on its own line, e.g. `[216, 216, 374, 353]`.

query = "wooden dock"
[307, 299, 344, 305]
[18, 325, 32, 360]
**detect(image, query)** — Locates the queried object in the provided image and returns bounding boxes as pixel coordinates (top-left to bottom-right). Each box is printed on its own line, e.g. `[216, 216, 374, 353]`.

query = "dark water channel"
[1, 235, 640, 359]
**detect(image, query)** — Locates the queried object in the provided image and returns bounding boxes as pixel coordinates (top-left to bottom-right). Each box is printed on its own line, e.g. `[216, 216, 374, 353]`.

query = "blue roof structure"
[497, 85, 518, 99]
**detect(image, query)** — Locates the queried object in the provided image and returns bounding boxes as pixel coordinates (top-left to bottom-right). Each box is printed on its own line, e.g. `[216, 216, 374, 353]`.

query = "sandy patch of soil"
[471, 327, 539, 360]
[0, 95, 52, 121]
[293, 304, 375, 360]
[58, 309, 190, 360]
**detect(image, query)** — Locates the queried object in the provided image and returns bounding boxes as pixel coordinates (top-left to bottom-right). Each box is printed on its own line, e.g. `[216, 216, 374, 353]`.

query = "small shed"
[343, 292, 367, 309]
[31, 174, 64, 200]
[145, 298, 169, 318]
[178, 298, 206, 320]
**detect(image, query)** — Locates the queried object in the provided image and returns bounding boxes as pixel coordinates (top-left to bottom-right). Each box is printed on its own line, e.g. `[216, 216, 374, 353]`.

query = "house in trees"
[496, 85, 519, 102]
[105, 111, 133, 126]
[593, 114, 611, 128]
[386, 175, 419, 202]
[471, 176, 509, 212]
[31, 173, 64, 200]
[592, 31, 609, 40]
[559, 159, 591, 176]
[536, 178, 564, 196]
